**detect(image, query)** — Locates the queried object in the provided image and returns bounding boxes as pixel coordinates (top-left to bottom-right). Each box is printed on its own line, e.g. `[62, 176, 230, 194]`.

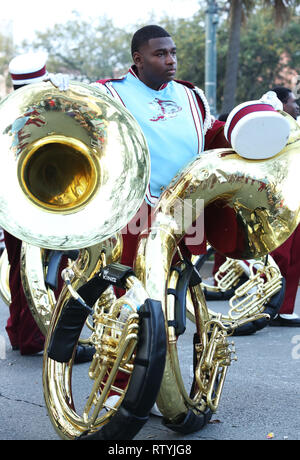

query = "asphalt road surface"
[0, 280, 299, 441]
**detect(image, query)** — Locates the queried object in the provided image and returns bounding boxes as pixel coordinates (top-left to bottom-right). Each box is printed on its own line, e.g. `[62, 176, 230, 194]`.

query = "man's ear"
[133, 51, 143, 66]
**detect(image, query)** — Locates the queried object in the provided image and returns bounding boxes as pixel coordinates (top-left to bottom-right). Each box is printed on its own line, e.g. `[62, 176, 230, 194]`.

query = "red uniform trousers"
[270, 224, 300, 314]
[4, 231, 45, 354]
[4, 231, 68, 355]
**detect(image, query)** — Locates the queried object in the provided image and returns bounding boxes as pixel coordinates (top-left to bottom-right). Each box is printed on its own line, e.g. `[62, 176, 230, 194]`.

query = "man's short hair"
[271, 86, 292, 104]
[131, 25, 171, 57]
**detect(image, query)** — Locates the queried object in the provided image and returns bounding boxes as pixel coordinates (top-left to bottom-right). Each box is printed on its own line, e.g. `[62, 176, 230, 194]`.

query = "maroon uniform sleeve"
[204, 119, 231, 150]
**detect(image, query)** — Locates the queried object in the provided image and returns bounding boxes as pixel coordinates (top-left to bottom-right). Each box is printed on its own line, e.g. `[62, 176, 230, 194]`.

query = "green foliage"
[234, 10, 300, 104]
[219, 0, 300, 111]
[161, 11, 206, 88]
[21, 15, 133, 82]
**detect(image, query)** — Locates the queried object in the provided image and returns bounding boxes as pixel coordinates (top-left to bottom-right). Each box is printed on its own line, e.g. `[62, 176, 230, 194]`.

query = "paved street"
[0, 278, 299, 441]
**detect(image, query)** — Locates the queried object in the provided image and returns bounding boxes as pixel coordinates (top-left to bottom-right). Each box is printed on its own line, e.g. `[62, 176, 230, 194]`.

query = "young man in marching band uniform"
[93, 25, 290, 271]
[16, 26, 294, 413]
[95, 25, 229, 267]
[86, 25, 294, 405]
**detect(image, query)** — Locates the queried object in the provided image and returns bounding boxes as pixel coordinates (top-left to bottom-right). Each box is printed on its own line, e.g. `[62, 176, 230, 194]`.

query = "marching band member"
[50, 25, 291, 269]
[212, 86, 300, 327]
[5, 52, 95, 361]
[93, 25, 291, 270]
[42, 25, 295, 411]
[90, 25, 292, 400]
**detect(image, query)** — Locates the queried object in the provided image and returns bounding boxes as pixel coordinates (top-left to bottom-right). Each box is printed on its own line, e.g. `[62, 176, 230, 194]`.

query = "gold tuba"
[0, 81, 167, 439]
[186, 247, 285, 336]
[133, 112, 300, 430]
[0, 77, 150, 356]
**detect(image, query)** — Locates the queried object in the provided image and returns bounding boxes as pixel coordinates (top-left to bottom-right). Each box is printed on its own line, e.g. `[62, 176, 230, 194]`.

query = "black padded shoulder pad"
[47, 276, 111, 363]
[45, 250, 79, 290]
[47, 263, 137, 363]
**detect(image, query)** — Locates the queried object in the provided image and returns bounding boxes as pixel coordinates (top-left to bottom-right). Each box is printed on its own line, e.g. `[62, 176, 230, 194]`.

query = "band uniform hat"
[224, 100, 290, 160]
[9, 51, 48, 85]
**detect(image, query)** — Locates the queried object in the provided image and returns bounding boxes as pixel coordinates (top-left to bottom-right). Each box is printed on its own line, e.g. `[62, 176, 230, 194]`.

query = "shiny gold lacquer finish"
[189, 253, 283, 327]
[214, 258, 245, 292]
[134, 114, 300, 422]
[42, 232, 134, 440]
[228, 259, 282, 318]
[20, 235, 122, 337]
[0, 81, 151, 438]
[166, 267, 235, 415]
[135, 229, 237, 420]
[201, 112, 300, 259]
[0, 81, 150, 249]
[215, 255, 282, 322]
[43, 270, 149, 439]
[20, 244, 56, 336]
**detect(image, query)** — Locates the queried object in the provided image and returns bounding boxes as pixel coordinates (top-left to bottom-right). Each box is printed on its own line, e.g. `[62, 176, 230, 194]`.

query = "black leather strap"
[169, 258, 203, 336]
[47, 275, 110, 362]
[45, 249, 79, 290]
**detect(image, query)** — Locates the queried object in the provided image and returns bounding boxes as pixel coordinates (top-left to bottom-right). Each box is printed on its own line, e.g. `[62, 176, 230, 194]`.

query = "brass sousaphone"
[133, 112, 300, 428]
[0, 81, 168, 439]
[0, 79, 150, 337]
